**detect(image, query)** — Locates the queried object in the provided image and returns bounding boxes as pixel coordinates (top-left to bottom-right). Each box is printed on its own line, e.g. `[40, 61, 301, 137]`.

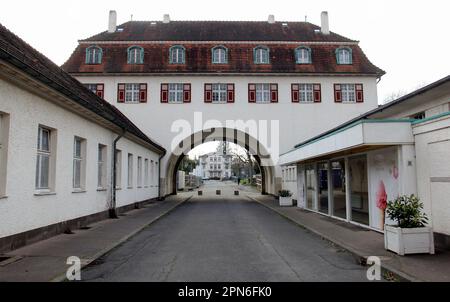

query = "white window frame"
[73, 137, 86, 191]
[170, 46, 185, 64]
[144, 159, 149, 187]
[36, 126, 52, 191]
[128, 46, 143, 64]
[0, 113, 9, 197]
[137, 156, 143, 188]
[125, 83, 140, 103]
[299, 84, 314, 102]
[150, 160, 154, 186]
[341, 84, 356, 103]
[255, 84, 271, 103]
[128, 153, 133, 188]
[254, 47, 269, 64]
[115, 150, 122, 188]
[296, 47, 311, 64]
[168, 83, 184, 103]
[98, 144, 107, 189]
[337, 48, 352, 65]
[212, 47, 227, 64]
[212, 84, 227, 103]
[86, 46, 102, 64]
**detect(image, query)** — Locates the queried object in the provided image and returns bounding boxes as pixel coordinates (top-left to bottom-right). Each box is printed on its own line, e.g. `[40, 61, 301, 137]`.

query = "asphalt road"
[81, 182, 371, 282]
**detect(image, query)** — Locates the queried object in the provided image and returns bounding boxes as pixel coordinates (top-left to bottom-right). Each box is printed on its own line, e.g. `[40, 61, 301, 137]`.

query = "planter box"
[279, 196, 293, 207]
[384, 225, 435, 256]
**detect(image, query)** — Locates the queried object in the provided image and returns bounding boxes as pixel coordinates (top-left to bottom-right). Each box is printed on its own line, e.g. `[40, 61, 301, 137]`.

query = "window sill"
[72, 190, 87, 194]
[34, 191, 56, 196]
[137, 186, 142, 189]
[0, 195, 8, 200]
[97, 188, 107, 192]
[115, 187, 122, 191]
[127, 187, 133, 189]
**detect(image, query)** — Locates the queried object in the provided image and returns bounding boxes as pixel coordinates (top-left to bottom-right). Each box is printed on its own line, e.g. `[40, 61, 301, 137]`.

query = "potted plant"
[384, 195, 434, 255]
[279, 190, 293, 207]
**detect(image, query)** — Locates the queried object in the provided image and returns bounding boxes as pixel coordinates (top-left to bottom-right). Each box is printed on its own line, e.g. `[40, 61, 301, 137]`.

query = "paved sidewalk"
[0, 193, 192, 282]
[246, 193, 450, 282]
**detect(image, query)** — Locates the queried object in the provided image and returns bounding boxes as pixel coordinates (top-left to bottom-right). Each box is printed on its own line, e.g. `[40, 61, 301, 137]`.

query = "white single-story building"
[279, 75, 450, 250]
[0, 24, 166, 253]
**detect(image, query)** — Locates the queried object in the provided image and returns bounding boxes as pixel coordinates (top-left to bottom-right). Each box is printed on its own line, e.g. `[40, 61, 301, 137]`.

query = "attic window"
[212, 46, 228, 64]
[117, 28, 124, 32]
[85, 46, 102, 64]
[282, 22, 288, 27]
[295, 46, 312, 64]
[127, 46, 144, 64]
[253, 46, 270, 64]
[169, 45, 185, 64]
[336, 47, 352, 65]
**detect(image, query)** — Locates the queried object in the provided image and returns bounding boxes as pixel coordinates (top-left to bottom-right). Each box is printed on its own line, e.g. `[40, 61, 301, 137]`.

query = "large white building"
[63, 11, 384, 196]
[197, 152, 232, 180]
[279, 76, 450, 249]
[0, 23, 165, 252]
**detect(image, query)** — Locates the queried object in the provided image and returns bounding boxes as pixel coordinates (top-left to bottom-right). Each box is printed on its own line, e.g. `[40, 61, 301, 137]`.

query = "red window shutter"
[183, 84, 191, 103]
[248, 84, 256, 103]
[161, 84, 168, 103]
[204, 84, 212, 103]
[139, 83, 147, 103]
[270, 84, 278, 103]
[96, 84, 104, 98]
[227, 84, 235, 103]
[334, 84, 342, 103]
[291, 84, 299, 103]
[313, 84, 321, 103]
[117, 83, 125, 103]
[356, 84, 364, 103]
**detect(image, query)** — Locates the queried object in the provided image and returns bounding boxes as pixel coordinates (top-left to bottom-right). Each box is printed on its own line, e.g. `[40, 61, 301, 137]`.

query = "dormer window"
[169, 45, 185, 64]
[254, 46, 270, 64]
[336, 47, 352, 65]
[127, 46, 144, 64]
[295, 46, 312, 64]
[85, 46, 102, 64]
[212, 46, 228, 64]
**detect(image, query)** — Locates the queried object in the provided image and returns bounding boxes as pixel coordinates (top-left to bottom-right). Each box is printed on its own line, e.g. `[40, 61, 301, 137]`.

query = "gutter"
[110, 130, 125, 218]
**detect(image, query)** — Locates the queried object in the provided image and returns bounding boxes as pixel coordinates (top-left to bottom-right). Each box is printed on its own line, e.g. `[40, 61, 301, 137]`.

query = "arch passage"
[165, 128, 276, 196]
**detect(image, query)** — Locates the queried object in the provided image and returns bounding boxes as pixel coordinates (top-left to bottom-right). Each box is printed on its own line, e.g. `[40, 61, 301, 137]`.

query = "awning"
[279, 119, 414, 165]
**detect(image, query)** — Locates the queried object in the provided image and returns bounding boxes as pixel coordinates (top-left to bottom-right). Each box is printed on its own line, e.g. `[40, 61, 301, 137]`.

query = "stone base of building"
[0, 198, 157, 254]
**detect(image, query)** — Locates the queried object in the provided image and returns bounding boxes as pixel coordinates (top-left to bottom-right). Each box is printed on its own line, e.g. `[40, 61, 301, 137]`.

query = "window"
[85, 46, 102, 64]
[36, 126, 52, 190]
[255, 84, 271, 103]
[299, 84, 314, 102]
[341, 84, 356, 102]
[0, 113, 10, 196]
[169, 45, 185, 64]
[295, 47, 312, 64]
[125, 84, 140, 103]
[127, 46, 144, 64]
[144, 159, 149, 187]
[212, 46, 227, 64]
[127, 153, 133, 188]
[150, 160, 154, 186]
[137, 156, 143, 188]
[349, 155, 369, 225]
[73, 137, 86, 190]
[85, 84, 104, 98]
[305, 164, 316, 210]
[254, 46, 270, 64]
[98, 144, 107, 189]
[115, 150, 122, 188]
[212, 84, 227, 103]
[168, 83, 184, 103]
[412, 111, 426, 120]
[336, 47, 352, 65]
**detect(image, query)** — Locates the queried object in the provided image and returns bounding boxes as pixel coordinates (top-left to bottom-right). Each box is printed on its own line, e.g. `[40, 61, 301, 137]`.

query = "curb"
[51, 195, 192, 282]
[246, 194, 420, 282]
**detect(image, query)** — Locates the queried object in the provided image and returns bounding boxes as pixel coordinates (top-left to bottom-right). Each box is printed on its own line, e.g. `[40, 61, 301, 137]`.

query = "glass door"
[317, 162, 329, 214]
[331, 159, 346, 219]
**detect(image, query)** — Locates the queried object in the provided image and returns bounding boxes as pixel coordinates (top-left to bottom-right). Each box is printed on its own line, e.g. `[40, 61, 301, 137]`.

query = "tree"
[216, 141, 230, 155]
[178, 156, 198, 173]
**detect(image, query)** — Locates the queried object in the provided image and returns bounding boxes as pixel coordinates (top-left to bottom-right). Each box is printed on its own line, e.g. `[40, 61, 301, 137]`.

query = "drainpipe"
[110, 130, 125, 218]
[157, 152, 166, 200]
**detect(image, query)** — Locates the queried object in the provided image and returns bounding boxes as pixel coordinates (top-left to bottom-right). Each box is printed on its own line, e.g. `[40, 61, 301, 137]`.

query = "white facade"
[197, 152, 232, 179]
[0, 70, 162, 239]
[75, 74, 380, 195]
[279, 77, 450, 244]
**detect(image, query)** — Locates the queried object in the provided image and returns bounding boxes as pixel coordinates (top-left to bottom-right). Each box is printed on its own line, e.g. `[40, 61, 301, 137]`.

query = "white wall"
[0, 78, 160, 238]
[76, 74, 379, 195]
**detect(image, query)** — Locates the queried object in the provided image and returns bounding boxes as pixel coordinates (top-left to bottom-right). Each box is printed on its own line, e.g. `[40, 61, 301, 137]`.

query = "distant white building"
[197, 152, 232, 179]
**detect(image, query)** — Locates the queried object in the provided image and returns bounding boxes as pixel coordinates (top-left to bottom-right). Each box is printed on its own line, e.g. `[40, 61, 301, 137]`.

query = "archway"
[165, 128, 276, 196]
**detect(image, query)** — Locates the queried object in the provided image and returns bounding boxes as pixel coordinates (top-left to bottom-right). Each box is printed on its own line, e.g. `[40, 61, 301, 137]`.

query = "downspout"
[158, 152, 166, 200]
[110, 130, 125, 218]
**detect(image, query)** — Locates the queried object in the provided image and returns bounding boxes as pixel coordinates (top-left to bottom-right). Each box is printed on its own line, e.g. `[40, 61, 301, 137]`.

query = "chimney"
[321, 11, 330, 35]
[108, 10, 117, 33]
[163, 14, 171, 24]
[268, 14, 275, 24]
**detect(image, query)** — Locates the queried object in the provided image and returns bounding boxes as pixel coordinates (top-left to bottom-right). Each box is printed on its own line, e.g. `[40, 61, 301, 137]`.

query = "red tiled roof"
[0, 22, 165, 154]
[62, 43, 384, 76]
[82, 21, 356, 42]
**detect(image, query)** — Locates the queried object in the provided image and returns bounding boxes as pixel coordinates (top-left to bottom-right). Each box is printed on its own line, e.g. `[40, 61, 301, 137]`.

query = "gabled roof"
[0, 22, 165, 154]
[82, 21, 356, 43]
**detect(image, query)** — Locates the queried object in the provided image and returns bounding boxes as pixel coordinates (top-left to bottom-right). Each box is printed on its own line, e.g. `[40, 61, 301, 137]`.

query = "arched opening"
[165, 128, 276, 196]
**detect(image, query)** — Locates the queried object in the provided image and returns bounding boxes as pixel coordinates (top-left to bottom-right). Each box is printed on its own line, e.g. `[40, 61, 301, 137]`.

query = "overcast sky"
[1, 0, 449, 156]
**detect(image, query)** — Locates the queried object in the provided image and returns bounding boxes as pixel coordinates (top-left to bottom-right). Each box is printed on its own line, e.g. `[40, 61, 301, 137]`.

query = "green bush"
[279, 190, 292, 197]
[386, 195, 428, 228]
